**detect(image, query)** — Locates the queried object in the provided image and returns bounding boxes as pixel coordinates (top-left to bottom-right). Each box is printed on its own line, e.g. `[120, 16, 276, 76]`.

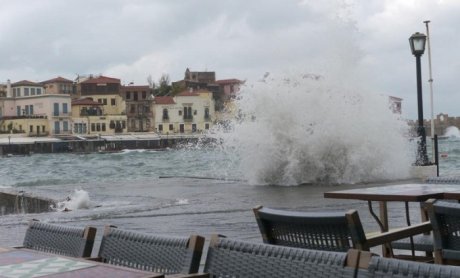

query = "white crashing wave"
[213, 74, 413, 185]
[56, 189, 91, 211]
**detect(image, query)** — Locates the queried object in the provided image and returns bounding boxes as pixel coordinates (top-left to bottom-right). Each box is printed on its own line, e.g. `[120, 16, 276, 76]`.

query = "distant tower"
[6, 79, 12, 98]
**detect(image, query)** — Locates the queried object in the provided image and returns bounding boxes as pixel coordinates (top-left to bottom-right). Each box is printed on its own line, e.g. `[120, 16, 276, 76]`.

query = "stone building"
[120, 85, 153, 132]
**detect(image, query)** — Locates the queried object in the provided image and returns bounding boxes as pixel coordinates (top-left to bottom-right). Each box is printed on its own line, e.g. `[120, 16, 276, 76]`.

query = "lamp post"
[409, 32, 429, 166]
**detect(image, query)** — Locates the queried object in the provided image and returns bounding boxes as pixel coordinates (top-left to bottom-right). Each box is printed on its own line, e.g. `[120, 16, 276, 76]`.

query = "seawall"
[0, 134, 214, 155]
[0, 190, 55, 215]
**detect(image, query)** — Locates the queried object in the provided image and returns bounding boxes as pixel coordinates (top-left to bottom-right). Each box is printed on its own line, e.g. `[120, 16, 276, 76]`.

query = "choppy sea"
[0, 137, 459, 253]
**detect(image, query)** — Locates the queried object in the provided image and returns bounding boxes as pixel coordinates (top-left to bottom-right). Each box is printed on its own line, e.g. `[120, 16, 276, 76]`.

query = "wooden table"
[324, 183, 460, 257]
[0, 247, 163, 278]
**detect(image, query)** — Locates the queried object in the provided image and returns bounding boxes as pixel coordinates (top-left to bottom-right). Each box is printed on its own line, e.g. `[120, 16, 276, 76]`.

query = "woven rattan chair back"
[253, 206, 366, 252]
[22, 219, 96, 257]
[356, 252, 460, 277]
[204, 235, 356, 278]
[427, 199, 460, 264]
[98, 225, 204, 274]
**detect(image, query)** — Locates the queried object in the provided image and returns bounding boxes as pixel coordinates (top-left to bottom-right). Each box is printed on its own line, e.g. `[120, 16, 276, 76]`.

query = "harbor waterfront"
[1, 137, 460, 254]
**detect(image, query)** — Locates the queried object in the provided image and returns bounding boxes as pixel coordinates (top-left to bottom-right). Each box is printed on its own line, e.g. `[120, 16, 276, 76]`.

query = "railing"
[1, 115, 48, 120]
[183, 116, 193, 122]
[52, 112, 70, 117]
[52, 130, 72, 135]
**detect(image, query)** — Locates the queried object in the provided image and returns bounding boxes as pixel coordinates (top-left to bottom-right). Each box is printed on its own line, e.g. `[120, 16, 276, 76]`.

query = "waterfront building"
[120, 85, 153, 132]
[153, 89, 215, 134]
[74, 75, 127, 134]
[41, 76, 75, 96]
[0, 80, 71, 136]
[214, 79, 243, 123]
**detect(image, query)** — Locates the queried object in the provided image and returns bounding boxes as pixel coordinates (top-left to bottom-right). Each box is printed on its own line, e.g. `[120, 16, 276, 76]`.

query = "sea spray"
[213, 74, 413, 185]
[55, 189, 91, 211]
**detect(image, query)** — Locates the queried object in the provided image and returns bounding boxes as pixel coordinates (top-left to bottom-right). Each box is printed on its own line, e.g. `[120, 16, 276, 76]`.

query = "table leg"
[405, 202, 415, 258]
[367, 201, 393, 257]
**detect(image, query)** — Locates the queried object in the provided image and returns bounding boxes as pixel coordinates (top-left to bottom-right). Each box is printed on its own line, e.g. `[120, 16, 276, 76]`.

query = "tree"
[154, 74, 172, 96]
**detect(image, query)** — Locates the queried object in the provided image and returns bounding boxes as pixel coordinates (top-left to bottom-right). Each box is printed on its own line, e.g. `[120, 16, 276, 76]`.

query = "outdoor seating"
[425, 176, 460, 184]
[253, 205, 432, 254]
[21, 219, 96, 257]
[355, 249, 460, 277]
[201, 234, 357, 278]
[426, 199, 460, 265]
[95, 225, 204, 274]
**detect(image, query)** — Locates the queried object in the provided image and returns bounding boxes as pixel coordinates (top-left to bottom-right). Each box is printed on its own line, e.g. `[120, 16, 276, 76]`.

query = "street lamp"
[409, 32, 429, 165]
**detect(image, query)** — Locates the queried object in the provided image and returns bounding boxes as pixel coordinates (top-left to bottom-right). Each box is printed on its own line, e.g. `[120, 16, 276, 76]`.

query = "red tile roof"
[71, 98, 102, 106]
[12, 80, 43, 87]
[41, 76, 73, 84]
[154, 96, 176, 105]
[81, 75, 121, 84]
[216, 79, 243, 84]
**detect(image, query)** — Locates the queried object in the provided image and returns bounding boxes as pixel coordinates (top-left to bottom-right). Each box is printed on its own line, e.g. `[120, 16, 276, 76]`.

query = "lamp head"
[409, 32, 427, 56]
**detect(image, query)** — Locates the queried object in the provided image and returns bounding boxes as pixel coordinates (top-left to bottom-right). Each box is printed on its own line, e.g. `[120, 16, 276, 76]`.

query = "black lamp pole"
[409, 32, 429, 166]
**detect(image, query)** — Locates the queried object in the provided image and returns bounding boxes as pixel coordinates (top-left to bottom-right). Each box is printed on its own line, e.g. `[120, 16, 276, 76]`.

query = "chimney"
[6, 79, 11, 98]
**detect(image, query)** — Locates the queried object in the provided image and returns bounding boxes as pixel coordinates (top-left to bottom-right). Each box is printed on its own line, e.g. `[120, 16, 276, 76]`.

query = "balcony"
[183, 116, 193, 122]
[52, 112, 71, 117]
[80, 108, 103, 116]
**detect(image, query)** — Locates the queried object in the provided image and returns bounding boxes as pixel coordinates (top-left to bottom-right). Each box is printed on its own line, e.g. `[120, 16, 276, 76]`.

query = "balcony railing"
[183, 116, 193, 122]
[52, 112, 71, 117]
[52, 130, 72, 135]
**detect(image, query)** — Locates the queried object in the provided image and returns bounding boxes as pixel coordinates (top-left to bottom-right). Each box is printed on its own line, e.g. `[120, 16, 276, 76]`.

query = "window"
[36, 88, 42, 95]
[31, 88, 36, 95]
[16, 106, 21, 116]
[205, 107, 210, 119]
[42, 126, 46, 132]
[29, 105, 33, 115]
[134, 92, 138, 101]
[205, 123, 210, 129]
[178, 110, 182, 116]
[109, 120, 115, 129]
[102, 123, 106, 131]
[91, 123, 96, 132]
[96, 123, 101, 131]
[30, 125, 33, 132]
[193, 110, 197, 115]
[126, 92, 131, 99]
[158, 124, 163, 132]
[130, 104, 135, 113]
[192, 124, 197, 132]
[103, 99, 107, 105]
[53, 103, 59, 116]
[142, 91, 146, 99]
[25, 105, 29, 115]
[122, 121, 126, 129]
[24, 88, 29, 96]
[63, 121, 68, 131]
[163, 109, 169, 120]
[63, 103, 68, 114]
[111, 98, 116, 106]
[169, 124, 173, 131]
[16, 88, 21, 97]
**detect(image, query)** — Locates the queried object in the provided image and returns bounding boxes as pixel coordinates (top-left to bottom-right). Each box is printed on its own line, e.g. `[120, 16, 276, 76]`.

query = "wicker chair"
[426, 199, 460, 265]
[202, 234, 357, 278]
[21, 219, 96, 257]
[253, 206, 432, 253]
[96, 225, 204, 274]
[356, 250, 460, 277]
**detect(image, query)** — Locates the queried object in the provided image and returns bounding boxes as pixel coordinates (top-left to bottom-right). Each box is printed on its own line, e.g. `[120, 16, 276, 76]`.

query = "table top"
[0, 247, 163, 278]
[324, 183, 460, 202]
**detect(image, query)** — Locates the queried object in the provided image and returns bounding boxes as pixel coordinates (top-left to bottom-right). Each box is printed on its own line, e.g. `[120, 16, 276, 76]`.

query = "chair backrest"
[98, 225, 204, 274]
[22, 219, 96, 257]
[204, 234, 357, 278]
[356, 251, 460, 277]
[253, 206, 367, 252]
[426, 199, 460, 264]
[425, 177, 460, 184]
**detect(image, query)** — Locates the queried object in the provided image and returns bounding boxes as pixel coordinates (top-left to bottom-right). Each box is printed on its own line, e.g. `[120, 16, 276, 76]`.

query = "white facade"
[153, 90, 215, 134]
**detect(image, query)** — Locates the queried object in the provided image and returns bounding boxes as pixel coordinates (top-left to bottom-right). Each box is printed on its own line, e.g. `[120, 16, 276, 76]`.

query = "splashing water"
[214, 74, 413, 185]
[55, 189, 91, 211]
[444, 126, 460, 138]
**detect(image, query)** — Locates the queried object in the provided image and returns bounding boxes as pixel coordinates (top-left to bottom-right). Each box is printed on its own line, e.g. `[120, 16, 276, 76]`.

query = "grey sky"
[0, 0, 458, 119]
